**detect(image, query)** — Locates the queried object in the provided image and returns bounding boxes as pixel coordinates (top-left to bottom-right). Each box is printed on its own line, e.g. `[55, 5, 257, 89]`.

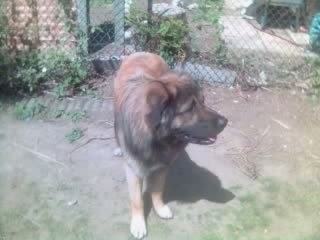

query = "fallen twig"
[244, 125, 271, 154]
[11, 141, 66, 167]
[70, 136, 115, 154]
[271, 118, 290, 130]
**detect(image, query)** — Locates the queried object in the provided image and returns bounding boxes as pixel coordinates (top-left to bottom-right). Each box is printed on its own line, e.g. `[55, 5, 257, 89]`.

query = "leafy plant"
[310, 58, 320, 97]
[15, 101, 46, 120]
[38, 48, 88, 97]
[193, 0, 227, 66]
[66, 128, 84, 143]
[126, 7, 190, 67]
[0, 0, 88, 97]
[0, 46, 88, 96]
[196, 0, 224, 24]
[67, 110, 88, 123]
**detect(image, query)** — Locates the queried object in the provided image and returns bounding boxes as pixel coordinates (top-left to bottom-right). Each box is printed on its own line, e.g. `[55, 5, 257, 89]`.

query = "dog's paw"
[113, 147, 123, 157]
[130, 216, 147, 239]
[155, 205, 173, 219]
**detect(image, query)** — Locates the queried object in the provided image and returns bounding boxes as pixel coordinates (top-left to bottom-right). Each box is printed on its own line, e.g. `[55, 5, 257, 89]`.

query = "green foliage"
[196, 0, 224, 25]
[67, 110, 88, 123]
[193, 0, 227, 65]
[126, 7, 190, 67]
[0, 47, 88, 96]
[38, 48, 88, 97]
[310, 58, 320, 97]
[66, 127, 84, 143]
[15, 101, 46, 120]
[0, 0, 88, 97]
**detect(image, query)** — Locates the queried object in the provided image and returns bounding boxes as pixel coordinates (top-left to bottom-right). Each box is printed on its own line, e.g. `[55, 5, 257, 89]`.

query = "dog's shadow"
[144, 150, 235, 217]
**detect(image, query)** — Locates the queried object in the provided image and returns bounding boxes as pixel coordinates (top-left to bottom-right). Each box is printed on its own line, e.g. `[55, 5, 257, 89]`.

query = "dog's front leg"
[149, 168, 173, 219]
[125, 163, 146, 239]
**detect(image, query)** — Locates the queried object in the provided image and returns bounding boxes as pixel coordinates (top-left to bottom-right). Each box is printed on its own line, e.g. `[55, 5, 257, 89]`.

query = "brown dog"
[113, 52, 228, 239]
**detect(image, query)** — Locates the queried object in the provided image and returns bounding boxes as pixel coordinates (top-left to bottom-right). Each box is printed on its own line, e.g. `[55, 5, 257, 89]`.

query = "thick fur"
[113, 52, 228, 239]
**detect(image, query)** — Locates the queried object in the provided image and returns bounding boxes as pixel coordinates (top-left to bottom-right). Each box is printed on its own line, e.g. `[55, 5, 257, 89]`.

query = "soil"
[1, 84, 320, 240]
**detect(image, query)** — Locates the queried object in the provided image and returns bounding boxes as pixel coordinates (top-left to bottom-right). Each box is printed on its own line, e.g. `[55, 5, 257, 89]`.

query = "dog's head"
[144, 71, 228, 145]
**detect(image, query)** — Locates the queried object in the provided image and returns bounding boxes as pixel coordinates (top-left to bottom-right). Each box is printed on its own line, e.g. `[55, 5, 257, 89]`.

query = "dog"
[113, 52, 228, 239]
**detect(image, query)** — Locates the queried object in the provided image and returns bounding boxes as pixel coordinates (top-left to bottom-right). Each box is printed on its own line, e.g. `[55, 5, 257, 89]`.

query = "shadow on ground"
[144, 150, 235, 217]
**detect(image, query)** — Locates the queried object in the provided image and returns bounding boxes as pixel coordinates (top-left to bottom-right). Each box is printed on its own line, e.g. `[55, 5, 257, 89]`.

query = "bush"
[0, 2, 88, 97]
[0, 47, 88, 97]
[310, 58, 320, 97]
[126, 7, 190, 67]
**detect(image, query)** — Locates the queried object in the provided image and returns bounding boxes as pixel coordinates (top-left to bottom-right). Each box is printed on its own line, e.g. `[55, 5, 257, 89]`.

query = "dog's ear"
[145, 82, 170, 131]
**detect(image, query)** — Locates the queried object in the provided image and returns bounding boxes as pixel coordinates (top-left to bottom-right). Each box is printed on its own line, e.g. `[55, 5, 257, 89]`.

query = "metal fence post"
[113, 0, 125, 45]
[76, 0, 89, 55]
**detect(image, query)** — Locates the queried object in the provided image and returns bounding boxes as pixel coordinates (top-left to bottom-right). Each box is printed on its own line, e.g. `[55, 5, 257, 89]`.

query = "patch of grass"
[49, 108, 66, 119]
[198, 233, 223, 240]
[192, 0, 228, 66]
[65, 127, 84, 143]
[47, 108, 88, 122]
[310, 57, 320, 97]
[14, 101, 46, 120]
[14, 101, 89, 124]
[195, 178, 320, 240]
[0, 178, 96, 240]
[260, 177, 282, 194]
[196, 0, 224, 24]
[67, 110, 88, 123]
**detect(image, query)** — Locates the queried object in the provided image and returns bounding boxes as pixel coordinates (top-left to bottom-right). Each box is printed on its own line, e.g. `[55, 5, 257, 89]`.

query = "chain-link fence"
[1, 0, 320, 88]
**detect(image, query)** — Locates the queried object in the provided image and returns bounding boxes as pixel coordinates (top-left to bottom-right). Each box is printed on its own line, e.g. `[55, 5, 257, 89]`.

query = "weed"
[38, 48, 88, 97]
[66, 128, 84, 143]
[67, 110, 88, 123]
[196, 0, 224, 25]
[191, 0, 228, 66]
[15, 101, 46, 120]
[310, 57, 320, 97]
[50, 108, 66, 119]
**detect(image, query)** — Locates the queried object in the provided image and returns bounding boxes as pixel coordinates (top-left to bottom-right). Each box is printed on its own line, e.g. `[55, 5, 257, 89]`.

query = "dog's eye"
[177, 100, 196, 115]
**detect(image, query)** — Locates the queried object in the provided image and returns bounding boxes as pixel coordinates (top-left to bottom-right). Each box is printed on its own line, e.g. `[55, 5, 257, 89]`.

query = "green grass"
[194, 178, 320, 240]
[14, 100, 88, 123]
[15, 101, 47, 120]
[65, 127, 84, 143]
[0, 180, 95, 240]
[1, 170, 319, 240]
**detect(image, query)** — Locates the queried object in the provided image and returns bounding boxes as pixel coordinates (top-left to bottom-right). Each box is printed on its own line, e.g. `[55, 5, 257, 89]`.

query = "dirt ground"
[1, 86, 320, 240]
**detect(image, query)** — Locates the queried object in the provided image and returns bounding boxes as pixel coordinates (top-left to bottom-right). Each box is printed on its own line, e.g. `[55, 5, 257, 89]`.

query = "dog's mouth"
[175, 132, 217, 145]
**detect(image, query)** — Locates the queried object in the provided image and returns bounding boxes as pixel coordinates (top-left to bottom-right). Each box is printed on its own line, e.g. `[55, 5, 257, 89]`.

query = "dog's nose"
[217, 116, 228, 129]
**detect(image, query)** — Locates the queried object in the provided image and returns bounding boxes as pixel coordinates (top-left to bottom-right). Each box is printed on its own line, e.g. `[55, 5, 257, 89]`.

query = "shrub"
[0, 47, 88, 96]
[126, 7, 190, 67]
[0, 1, 88, 97]
[310, 58, 320, 97]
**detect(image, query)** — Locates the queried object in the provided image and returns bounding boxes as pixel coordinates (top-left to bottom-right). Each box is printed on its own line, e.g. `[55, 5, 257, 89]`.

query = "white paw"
[113, 147, 123, 157]
[130, 216, 147, 239]
[155, 205, 173, 219]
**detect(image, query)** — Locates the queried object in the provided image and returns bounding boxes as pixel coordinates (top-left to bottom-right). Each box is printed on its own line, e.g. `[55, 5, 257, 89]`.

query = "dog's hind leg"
[149, 168, 173, 219]
[125, 163, 147, 239]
